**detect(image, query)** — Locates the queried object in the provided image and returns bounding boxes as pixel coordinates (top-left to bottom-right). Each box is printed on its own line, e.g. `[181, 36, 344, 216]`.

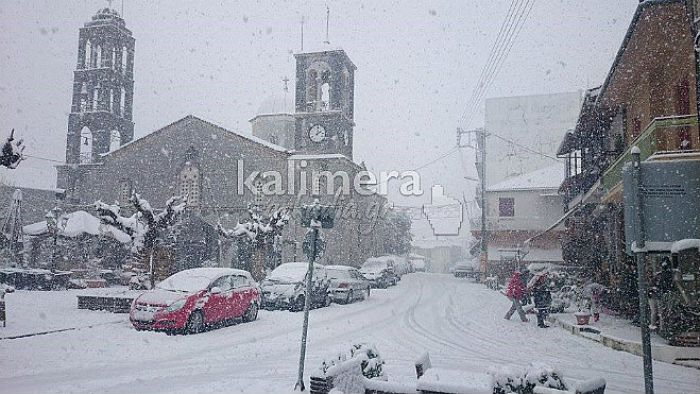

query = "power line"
[410, 146, 460, 172]
[460, 0, 536, 128]
[489, 132, 561, 162]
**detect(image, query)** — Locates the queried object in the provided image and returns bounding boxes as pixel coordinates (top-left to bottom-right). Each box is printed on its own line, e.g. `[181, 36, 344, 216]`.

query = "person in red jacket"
[504, 271, 528, 322]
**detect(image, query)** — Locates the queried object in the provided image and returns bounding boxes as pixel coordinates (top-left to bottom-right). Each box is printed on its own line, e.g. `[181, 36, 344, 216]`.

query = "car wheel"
[346, 290, 354, 304]
[186, 310, 204, 335]
[243, 302, 259, 322]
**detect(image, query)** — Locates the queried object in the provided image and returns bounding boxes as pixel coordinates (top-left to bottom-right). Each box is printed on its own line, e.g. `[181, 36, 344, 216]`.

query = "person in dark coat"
[528, 272, 551, 328]
[504, 271, 528, 322]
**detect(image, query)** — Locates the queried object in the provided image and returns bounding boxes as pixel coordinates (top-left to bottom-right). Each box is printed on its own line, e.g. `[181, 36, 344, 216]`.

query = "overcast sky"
[0, 0, 639, 238]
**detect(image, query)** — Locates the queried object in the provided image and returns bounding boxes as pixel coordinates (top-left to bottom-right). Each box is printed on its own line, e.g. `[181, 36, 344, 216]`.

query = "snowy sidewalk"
[548, 312, 700, 369]
[0, 289, 131, 339]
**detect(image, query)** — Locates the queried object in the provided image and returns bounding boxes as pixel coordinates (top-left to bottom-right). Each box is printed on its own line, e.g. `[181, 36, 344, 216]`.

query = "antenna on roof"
[324, 4, 330, 45]
[300, 15, 305, 51]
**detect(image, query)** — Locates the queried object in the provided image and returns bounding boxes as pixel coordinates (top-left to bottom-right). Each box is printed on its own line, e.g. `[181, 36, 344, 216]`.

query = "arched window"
[108, 88, 115, 113]
[79, 126, 93, 164]
[92, 87, 99, 111]
[111, 47, 116, 69]
[307, 69, 318, 107]
[120, 88, 126, 116]
[95, 44, 102, 68]
[79, 83, 88, 112]
[178, 161, 201, 207]
[320, 70, 331, 111]
[109, 130, 121, 151]
[84, 40, 92, 69]
[122, 46, 128, 73]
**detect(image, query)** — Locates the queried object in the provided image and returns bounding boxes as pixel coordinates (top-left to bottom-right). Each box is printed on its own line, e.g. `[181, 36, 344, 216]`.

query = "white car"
[260, 262, 330, 311]
[326, 265, 371, 304]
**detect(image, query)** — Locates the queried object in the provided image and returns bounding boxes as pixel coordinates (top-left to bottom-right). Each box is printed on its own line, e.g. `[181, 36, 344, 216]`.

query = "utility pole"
[632, 146, 654, 394]
[685, 0, 700, 125]
[457, 128, 489, 280]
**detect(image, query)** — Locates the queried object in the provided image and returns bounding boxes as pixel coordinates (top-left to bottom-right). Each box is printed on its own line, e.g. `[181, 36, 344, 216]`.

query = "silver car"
[326, 265, 371, 304]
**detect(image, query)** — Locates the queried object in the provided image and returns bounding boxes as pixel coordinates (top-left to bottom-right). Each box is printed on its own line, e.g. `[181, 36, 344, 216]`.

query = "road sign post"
[294, 201, 334, 391]
[631, 147, 654, 394]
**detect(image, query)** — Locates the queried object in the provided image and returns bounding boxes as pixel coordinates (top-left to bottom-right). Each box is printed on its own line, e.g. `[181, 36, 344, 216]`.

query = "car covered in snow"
[129, 268, 260, 334]
[409, 253, 428, 272]
[360, 257, 399, 288]
[260, 262, 330, 311]
[326, 265, 371, 304]
[453, 259, 480, 280]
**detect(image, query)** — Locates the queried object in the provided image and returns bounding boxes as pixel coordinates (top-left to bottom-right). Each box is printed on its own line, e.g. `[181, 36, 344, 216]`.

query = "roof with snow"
[23, 210, 131, 243]
[487, 165, 564, 192]
[101, 115, 291, 159]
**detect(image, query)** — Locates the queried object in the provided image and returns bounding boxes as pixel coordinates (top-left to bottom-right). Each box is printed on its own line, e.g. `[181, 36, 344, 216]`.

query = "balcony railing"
[600, 114, 698, 195]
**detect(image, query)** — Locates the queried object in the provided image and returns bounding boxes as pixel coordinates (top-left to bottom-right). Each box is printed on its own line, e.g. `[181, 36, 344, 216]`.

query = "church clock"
[308, 124, 326, 143]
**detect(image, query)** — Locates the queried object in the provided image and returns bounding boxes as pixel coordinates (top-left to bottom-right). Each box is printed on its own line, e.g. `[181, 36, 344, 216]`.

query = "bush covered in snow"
[489, 363, 567, 394]
[320, 343, 386, 380]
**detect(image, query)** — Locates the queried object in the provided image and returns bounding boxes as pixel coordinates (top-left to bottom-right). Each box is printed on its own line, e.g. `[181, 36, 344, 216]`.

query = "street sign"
[300, 204, 336, 228]
[623, 159, 700, 255]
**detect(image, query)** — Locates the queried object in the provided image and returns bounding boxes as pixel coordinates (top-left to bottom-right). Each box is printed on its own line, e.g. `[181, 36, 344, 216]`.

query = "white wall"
[484, 92, 582, 187]
[485, 188, 563, 232]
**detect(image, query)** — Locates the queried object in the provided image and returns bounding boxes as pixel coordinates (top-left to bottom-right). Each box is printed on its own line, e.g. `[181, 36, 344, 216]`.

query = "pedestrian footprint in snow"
[504, 271, 528, 322]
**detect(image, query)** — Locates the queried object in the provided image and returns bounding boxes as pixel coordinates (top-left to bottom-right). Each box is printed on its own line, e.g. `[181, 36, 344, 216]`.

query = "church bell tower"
[65, 7, 135, 165]
[294, 49, 356, 159]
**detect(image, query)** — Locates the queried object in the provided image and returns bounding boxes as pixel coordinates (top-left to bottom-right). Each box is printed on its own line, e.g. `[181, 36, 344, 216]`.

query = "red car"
[130, 268, 260, 334]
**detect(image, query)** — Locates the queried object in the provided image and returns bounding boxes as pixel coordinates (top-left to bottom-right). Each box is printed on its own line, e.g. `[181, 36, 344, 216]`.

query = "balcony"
[600, 114, 698, 198]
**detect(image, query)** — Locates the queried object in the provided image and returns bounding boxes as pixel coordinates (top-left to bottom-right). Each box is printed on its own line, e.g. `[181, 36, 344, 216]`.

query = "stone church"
[55, 8, 392, 271]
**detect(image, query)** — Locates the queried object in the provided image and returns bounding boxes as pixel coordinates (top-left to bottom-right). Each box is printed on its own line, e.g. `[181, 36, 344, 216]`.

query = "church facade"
[56, 8, 392, 270]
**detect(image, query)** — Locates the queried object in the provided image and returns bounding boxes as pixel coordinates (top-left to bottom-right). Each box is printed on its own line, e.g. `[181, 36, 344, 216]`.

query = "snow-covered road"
[1, 274, 698, 393]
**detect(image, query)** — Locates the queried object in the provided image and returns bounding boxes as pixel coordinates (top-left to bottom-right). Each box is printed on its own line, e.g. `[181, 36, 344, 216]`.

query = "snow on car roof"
[325, 265, 356, 270]
[169, 267, 252, 281]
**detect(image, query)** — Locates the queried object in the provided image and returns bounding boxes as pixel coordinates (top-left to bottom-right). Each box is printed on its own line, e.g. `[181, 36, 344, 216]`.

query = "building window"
[109, 130, 121, 151]
[498, 197, 515, 217]
[118, 180, 132, 206]
[79, 126, 93, 164]
[178, 162, 201, 207]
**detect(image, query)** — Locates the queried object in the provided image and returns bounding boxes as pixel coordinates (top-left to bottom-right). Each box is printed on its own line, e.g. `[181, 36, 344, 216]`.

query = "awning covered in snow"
[22, 210, 131, 244]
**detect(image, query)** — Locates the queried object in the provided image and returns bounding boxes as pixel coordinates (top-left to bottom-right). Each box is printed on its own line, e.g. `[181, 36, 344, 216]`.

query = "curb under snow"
[547, 315, 700, 370]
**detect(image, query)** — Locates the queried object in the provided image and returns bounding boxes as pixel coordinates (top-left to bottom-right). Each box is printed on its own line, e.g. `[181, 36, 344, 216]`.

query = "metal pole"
[479, 129, 489, 281]
[295, 226, 318, 391]
[685, 0, 700, 124]
[632, 146, 654, 394]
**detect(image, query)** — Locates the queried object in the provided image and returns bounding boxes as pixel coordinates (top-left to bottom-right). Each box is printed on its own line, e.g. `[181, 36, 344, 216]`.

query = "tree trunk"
[251, 246, 266, 282]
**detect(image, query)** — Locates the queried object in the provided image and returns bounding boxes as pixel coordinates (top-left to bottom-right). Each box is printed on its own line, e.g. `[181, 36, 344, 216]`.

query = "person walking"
[528, 272, 551, 328]
[504, 271, 528, 322]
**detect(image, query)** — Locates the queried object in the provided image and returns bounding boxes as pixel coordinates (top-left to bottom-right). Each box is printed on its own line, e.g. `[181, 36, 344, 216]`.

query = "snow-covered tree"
[379, 208, 412, 256]
[0, 129, 25, 169]
[95, 191, 185, 286]
[217, 205, 290, 281]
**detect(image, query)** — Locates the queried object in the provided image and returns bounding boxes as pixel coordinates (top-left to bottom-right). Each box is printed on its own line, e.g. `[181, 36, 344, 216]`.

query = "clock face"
[308, 124, 326, 143]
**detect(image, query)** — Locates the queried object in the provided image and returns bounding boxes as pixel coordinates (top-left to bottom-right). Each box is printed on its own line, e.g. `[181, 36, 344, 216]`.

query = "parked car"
[453, 259, 480, 280]
[409, 253, 428, 272]
[360, 257, 399, 288]
[326, 265, 371, 304]
[260, 262, 330, 311]
[129, 268, 260, 334]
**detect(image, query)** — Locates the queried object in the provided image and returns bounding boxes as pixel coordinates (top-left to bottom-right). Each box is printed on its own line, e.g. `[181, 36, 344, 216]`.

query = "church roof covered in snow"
[487, 165, 564, 192]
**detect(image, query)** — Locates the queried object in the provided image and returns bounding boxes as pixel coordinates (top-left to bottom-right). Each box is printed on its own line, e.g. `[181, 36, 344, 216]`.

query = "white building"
[484, 92, 582, 187]
[483, 165, 564, 270]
